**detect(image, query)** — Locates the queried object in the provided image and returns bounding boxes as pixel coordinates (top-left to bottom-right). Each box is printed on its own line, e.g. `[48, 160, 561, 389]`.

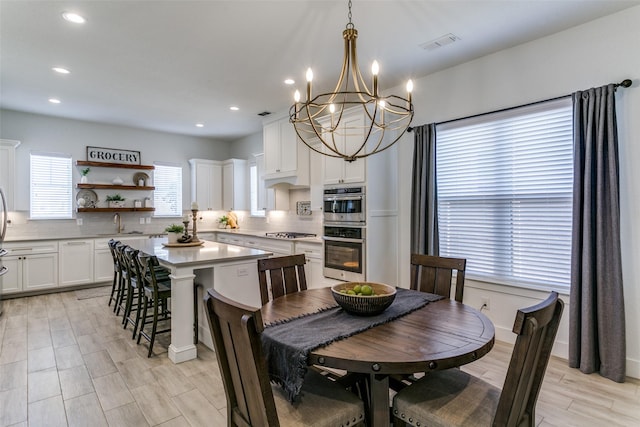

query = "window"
[436, 97, 573, 292]
[30, 152, 73, 219]
[153, 163, 182, 216]
[250, 155, 266, 217]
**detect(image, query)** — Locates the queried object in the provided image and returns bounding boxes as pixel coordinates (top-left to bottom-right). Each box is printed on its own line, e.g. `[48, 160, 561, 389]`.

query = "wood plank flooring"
[1, 289, 638, 426]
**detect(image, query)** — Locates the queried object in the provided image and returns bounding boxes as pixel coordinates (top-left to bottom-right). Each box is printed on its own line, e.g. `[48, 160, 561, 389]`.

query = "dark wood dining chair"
[257, 254, 307, 305]
[410, 253, 466, 303]
[392, 291, 564, 427]
[203, 288, 365, 426]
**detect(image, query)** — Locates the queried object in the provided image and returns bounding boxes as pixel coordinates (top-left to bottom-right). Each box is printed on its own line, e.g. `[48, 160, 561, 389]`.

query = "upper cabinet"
[263, 114, 310, 187]
[0, 139, 20, 210]
[319, 110, 366, 185]
[189, 159, 222, 211]
[222, 159, 247, 211]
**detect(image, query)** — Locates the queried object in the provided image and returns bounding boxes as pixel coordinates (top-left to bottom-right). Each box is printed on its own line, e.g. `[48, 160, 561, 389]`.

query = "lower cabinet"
[94, 240, 115, 283]
[0, 241, 58, 294]
[294, 241, 330, 289]
[59, 239, 95, 286]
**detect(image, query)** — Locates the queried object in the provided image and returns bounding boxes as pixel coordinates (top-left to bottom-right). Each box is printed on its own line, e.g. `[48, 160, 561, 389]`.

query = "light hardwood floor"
[0, 289, 639, 426]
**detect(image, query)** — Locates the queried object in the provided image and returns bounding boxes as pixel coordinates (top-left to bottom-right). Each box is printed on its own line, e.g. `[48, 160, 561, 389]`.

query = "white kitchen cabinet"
[263, 115, 309, 187]
[320, 110, 366, 185]
[0, 139, 20, 210]
[59, 239, 94, 286]
[222, 159, 247, 211]
[256, 154, 289, 212]
[0, 241, 58, 294]
[93, 237, 142, 284]
[189, 159, 222, 211]
[294, 241, 326, 288]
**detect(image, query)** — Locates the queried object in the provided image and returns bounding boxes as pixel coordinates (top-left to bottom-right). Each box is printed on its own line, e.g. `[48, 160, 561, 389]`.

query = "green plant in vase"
[106, 193, 125, 208]
[80, 167, 90, 183]
[165, 224, 185, 244]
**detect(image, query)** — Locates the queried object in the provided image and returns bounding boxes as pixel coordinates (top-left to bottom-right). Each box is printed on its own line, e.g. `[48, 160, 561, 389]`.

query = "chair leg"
[122, 284, 134, 327]
[132, 286, 145, 340]
[148, 295, 160, 358]
[137, 294, 149, 345]
[193, 283, 202, 344]
[108, 271, 118, 307]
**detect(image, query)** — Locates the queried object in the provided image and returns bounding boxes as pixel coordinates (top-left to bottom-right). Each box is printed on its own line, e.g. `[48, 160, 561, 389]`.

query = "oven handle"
[323, 195, 364, 202]
[323, 236, 365, 244]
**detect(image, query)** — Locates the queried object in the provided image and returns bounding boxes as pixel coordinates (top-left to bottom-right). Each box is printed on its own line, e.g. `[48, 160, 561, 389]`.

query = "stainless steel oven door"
[323, 194, 365, 224]
[323, 236, 365, 282]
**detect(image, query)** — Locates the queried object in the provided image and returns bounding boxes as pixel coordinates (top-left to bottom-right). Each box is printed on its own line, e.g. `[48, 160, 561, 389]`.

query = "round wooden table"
[261, 287, 495, 427]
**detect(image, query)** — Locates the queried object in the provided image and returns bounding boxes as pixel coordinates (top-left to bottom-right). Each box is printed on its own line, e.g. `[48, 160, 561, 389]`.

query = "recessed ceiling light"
[52, 67, 70, 74]
[195, 123, 204, 128]
[284, 79, 295, 85]
[49, 98, 61, 104]
[230, 106, 239, 111]
[62, 12, 86, 24]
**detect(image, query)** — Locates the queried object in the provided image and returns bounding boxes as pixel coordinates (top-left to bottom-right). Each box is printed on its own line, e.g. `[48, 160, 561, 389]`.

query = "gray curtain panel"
[410, 124, 438, 256]
[569, 84, 626, 382]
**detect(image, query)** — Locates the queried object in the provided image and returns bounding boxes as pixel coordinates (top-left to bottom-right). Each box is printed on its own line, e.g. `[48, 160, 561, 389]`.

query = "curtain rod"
[407, 78, 633, 132]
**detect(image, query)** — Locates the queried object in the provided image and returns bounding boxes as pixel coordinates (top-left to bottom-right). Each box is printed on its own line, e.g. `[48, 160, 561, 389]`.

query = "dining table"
[260, 287, 495, 427]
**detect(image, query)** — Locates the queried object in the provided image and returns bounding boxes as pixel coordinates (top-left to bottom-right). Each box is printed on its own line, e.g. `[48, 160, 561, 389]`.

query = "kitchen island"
[127, 237, 271, 363]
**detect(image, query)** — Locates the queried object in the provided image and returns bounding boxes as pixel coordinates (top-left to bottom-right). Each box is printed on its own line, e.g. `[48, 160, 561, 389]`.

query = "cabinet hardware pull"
[66, 242, 87, 245]
[11, 247, 33, 251]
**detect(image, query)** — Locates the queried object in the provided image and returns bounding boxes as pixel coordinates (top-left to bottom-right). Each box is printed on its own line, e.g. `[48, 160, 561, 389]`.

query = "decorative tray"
[76, 189, 98, 208]
[162, 241, 205, 248]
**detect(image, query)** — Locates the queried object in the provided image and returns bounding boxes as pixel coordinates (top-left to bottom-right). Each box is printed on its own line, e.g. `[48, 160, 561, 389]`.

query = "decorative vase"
[80, 175, 88, 184]
[112, 176, 124, 185]
[108, 201, 125, 208]
[167, 232, 181, 244]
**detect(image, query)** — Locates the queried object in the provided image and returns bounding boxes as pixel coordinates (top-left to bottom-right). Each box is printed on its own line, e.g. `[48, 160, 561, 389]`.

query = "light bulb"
[371, 61, 379, 76]
[329, 104, 336, 114]
[379, 100, 386, 109]
[294, 90, 301, 102]
[406, 80, 414, 93]
[306, 68, 313, 82]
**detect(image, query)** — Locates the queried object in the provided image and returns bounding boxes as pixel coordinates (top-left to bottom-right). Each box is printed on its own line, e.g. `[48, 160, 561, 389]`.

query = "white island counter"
[127, 238, 271, 363]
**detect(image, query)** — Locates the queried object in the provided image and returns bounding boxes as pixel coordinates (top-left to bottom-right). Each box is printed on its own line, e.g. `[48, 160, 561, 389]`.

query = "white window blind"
[436, 97, 573, 292]
[30, 152, 73, 219]
[153, 163, 182, 217]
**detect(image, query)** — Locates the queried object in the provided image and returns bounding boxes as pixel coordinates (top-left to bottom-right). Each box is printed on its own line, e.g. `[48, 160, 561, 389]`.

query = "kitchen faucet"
[114, 213, 123, 234]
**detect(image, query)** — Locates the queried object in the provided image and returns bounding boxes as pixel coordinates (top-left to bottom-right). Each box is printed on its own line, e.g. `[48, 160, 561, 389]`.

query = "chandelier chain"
[346, 0, 354, 29]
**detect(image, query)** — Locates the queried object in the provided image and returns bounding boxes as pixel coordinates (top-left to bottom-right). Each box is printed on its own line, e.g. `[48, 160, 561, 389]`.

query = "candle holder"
[191, 209, 200, 242]
[182, 218, 190, 239]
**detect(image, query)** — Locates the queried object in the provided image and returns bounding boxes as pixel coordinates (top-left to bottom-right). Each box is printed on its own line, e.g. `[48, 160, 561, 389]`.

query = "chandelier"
[289, 0, 414, 162]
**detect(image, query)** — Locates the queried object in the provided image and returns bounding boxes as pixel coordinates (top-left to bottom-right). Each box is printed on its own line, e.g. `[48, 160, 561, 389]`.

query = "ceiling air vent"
[420, 33, 460, 51]
[257, 111, 271, 117]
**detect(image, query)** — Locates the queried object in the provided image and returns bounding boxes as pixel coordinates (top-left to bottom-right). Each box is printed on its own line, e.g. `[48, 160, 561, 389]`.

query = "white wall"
[394, 6, 640, 378]
[0, 109, 231, 237]
[0, 109, 231, 212]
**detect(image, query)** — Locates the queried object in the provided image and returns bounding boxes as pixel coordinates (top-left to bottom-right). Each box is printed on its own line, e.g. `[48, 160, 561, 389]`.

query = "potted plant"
[106, 194, 126, 208]
[80, 167, 90, 184]
[218, 215, 229, 229]
[165, 223, 185, 244]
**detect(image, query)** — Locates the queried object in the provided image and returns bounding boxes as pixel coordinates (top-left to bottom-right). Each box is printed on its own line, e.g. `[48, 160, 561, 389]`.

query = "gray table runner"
[261, 288, 443, 402]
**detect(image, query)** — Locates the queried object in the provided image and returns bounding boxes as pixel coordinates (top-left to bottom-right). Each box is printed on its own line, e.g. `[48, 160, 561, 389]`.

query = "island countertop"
[126, 237, 272, 267]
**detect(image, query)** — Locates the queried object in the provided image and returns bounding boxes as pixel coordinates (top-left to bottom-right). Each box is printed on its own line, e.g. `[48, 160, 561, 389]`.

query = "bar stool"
[137, 252, 172, 357]
[113, 243, 130, 317]
[107, 239, 121, 309]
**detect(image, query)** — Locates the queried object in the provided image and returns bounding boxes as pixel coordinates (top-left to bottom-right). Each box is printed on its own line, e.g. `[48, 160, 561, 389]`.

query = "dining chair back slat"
[410, 253, 466, 303]
[257, 254, 307, 305]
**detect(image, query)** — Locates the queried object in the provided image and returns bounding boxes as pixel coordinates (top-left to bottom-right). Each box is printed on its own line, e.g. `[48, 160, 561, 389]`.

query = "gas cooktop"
[264, 232, 317, 239]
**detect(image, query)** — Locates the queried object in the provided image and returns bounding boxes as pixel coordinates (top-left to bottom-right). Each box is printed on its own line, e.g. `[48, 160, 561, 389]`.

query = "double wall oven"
[323, 186, 366, 282]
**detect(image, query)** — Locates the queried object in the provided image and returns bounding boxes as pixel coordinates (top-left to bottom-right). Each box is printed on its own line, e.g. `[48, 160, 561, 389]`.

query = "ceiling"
[2, 1, 638, 142]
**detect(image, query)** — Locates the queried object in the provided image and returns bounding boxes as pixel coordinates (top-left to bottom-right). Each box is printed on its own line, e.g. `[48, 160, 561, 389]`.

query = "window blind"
[153, 163, 182, 217]
[436, 97, 573, 292]
[30, 152, 73, 219]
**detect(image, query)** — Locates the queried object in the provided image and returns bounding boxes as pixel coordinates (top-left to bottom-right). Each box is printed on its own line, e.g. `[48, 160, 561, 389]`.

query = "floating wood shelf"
[76, 160, 155, 170]
[77, 208, 155, 213]
[77, 183, 155, 191]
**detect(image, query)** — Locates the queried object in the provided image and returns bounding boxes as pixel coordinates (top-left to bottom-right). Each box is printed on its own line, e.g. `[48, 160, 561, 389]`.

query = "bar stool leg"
[193, 282, 203, 344]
